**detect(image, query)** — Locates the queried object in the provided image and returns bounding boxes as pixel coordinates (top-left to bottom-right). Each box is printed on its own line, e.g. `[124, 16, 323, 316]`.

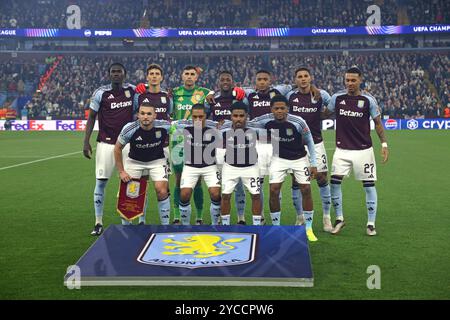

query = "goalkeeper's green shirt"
[172, 85, 212, 120]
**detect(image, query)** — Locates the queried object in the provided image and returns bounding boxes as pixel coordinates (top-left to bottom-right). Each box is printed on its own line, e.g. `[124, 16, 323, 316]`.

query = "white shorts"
[306, 141, 329, 173]
[95, 142, 129, 179]
[269, 156, 311, 184]
[331, 147, 377, 181]
[124, 158, 168, 181]
[256, 142, 272, 177]
[180, 165, 221, 189]
[222, 163, 261, 195]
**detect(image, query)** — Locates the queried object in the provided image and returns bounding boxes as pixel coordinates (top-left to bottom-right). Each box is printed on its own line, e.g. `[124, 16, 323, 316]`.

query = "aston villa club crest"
[270, 91, 276, 98]
[286, 128, 293, 136]
[357, 100, 365, 108]
[125, 90, 131, 98]
[161, 96, 167, 104]
[155, 130, 162, 139]
[137, 232, 257, 269]
[126, 180, 141, 198]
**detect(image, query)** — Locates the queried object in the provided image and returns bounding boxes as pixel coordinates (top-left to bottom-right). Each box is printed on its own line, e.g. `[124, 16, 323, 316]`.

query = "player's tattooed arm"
[373, 116, 389, 164]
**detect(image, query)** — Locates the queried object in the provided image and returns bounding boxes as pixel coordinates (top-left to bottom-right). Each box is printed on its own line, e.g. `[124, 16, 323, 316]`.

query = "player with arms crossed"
[323, 67, 389, 236]
[171, 66, 215, 225]
[83, 62, 135, 236]
[114, 102, 171, 225]
[219, 102, 262, 225]
[287, 67, 333, 232]
[251, 95, 319, 242]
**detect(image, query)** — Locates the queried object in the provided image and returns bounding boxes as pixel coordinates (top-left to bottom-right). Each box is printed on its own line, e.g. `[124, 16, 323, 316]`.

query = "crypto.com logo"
[406, 119, 419, 130]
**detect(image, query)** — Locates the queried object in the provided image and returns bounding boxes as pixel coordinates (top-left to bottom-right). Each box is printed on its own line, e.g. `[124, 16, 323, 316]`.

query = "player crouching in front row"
[114, 102, 171, 225]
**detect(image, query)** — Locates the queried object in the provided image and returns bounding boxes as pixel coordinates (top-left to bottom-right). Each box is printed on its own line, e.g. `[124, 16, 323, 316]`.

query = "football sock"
[364, 182, 377, 227]
[158, 196, 171, 225]
[179, 200, 191, 225]
[318, 181, 331, 217]
[330, 176, 344, 220]
[270, 211, 281, 225]
[292, 186, 303, 215]
[210, 200, 221, 225]
[94, 179, 107, 224]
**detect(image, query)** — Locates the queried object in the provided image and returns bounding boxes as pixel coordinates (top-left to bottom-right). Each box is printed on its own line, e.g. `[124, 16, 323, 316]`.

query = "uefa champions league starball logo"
[407, 119, 419, 130]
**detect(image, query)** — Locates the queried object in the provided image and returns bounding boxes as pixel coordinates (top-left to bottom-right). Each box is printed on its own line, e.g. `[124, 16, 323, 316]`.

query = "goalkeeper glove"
[136, 83, 147, 94]
[232, 87, 246, 101]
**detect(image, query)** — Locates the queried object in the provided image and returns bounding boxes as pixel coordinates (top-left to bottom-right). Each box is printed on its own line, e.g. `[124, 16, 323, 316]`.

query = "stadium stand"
[0, 0, 448, 28]
[0, 52, 447, 119]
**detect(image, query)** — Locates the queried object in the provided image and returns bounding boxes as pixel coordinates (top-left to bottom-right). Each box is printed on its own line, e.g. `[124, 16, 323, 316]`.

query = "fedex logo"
[12, 120, 45, 131]
[56, 120, 86, 131]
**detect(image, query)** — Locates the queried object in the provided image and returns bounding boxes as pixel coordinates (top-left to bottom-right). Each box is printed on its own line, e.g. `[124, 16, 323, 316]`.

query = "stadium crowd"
[0, 0, 447, 29]
[1, 52, 447, 119]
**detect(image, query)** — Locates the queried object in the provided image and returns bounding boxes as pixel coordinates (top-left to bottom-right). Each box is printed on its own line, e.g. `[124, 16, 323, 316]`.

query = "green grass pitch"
[0, 130, 449, 299]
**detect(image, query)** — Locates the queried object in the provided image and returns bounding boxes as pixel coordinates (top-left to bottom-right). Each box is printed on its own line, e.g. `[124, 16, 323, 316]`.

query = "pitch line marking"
[0, 150, 85, 171]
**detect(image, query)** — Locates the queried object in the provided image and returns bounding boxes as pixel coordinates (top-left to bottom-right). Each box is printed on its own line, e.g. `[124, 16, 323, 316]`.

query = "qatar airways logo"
[339, 109, 364, 117]
[292, 106, 318, 113]
[253, 101, 270, 107]
[111, 100, 132, 109]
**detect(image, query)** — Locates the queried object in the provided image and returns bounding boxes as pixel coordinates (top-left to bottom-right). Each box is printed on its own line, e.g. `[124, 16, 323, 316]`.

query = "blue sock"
[94, 179, 107, 224]
[179, 201, 191, 225]
[364, 182, 377, 227]
[235, 180, 246, 219]
[210, 200, 221, 225]
[318, 182, 331, 217]
[139, 194, 148, 224]
[292, 186, 302, 215]
[158, 197, 171, 225]
[330, 176, 344, 220]
[304, 210, 314, 229]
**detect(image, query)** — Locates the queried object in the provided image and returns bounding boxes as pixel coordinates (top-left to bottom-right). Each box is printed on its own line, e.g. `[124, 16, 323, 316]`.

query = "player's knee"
[270, 184, 281, 195]
[210, 191, 221, 203]
[316, 173, 328, 187]
[180, 189, 192, 202]
[156, 188, 168, 200]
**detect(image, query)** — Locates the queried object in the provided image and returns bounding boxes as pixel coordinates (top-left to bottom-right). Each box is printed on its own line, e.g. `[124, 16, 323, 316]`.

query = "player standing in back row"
[323, 67, 389, 236]
[287, 67, 333, 232]
[83, 63, 136, 236]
